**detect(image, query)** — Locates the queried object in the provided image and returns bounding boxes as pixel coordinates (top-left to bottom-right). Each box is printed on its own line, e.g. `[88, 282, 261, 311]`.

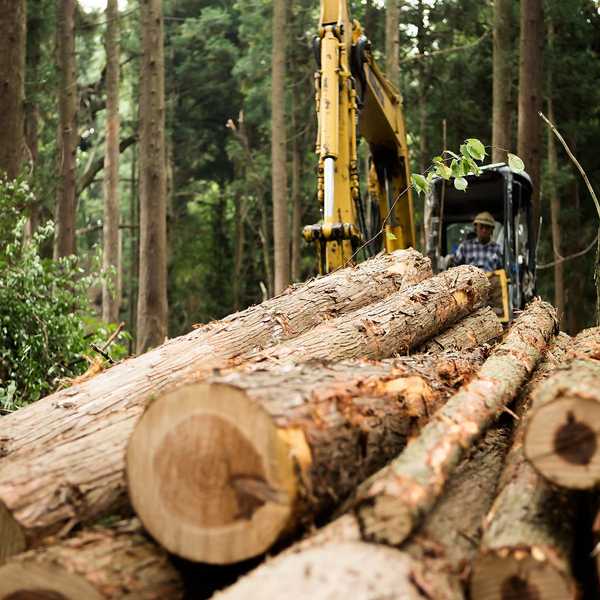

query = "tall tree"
[491, 0, 512, 162]
[517, 0, 544, 233]
[137, 0, 167, 352]
[102, 0, 121, 323]
[271, 0, 289, 295]
[385, 0, 400, 86]
[0, 0, 27, 179]
[54, 0, 77, 258]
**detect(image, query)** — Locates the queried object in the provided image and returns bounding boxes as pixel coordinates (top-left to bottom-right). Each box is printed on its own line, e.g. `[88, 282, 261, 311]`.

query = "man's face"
[475, 223, 494, 244]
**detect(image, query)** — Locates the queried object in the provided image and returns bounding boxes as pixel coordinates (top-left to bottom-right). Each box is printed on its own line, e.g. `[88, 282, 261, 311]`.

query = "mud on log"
[127, 350, 486, 564]
[0, 250, 431, 561]
[0, 519, 183, 600]
[524, 327, 600, 489]
[352, 300, 558, 548]
[416, 306, 503, 353]
[471, 334, 578, 600]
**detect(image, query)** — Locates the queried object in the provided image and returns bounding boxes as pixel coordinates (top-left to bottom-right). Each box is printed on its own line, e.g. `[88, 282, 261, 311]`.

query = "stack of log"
[0, 248, 599, 599]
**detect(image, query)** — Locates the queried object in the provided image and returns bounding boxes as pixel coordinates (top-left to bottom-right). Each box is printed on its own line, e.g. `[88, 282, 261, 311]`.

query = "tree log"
[246, 265, 489, 365]
[0, 520, 183, 599]
[127, 350, 486, 564]
[416, 306, 503, 353]
[0, 250, 431, 561]
[211, 426, 511, 600]
[471, 334, 578, 600]
[351, 300, 557, 547]
[524, 327, 600, 489]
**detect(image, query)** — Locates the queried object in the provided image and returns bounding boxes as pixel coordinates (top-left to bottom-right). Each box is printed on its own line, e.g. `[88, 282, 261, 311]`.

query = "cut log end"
[524, 395, 600, 489]
[471, 552, 576, 600]
[0, 502, 25, 565]
[357, 493, 414, 547]
[0, 563, 102, 600]
[127, 382, 299, 564]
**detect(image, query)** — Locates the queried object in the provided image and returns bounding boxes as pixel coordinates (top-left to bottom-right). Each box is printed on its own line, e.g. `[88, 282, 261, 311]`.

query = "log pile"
[2, 249, 600, 599]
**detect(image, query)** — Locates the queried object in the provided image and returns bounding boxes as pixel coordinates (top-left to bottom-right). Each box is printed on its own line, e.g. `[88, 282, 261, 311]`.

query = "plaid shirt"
[455, 238, 503, 272]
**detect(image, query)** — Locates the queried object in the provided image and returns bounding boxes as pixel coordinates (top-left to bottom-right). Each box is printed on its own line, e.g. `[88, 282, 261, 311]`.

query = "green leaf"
[451, 159, 464, 178]
[435, 162, 452, 179]
[386, 231, 397, 241]
[411, 173, 429, 195]
[454, 177, 468, 191]
[465, 138, 486, 161]
[507, 153, 525, 173]
[432, 155, 443, 163]
[460, 143, 469, 159]
[444, 150, 460, 159]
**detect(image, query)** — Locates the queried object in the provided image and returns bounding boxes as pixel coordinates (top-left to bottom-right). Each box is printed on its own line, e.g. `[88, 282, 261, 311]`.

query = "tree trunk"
[290, 105, 302, 283]
[0, 520, 184, 599]
[136, 0, 168, 353]
[517, 0, 544, 235]
[246, 265, 489, 366]
[102, 0, 121, 324]
[471, 335, 577, 600]
[127, 350, 486, 564]
[385, 0, 399, 87]
[212, 426, 511, 600]
[491, 0, 512, 163]
[353, 300, 557, 547]
[0, 250, 431, 559]
[54, 0, 78, 258]
[524, 327, 600, 489]
[416, 0, 428, 173]
[271, 0, 289, 294]
[416, 306, 502, 353]
[0, 0, 26, 179]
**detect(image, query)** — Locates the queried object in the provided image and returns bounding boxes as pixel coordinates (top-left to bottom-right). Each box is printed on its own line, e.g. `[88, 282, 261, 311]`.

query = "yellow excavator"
[303, 0, 416, 275]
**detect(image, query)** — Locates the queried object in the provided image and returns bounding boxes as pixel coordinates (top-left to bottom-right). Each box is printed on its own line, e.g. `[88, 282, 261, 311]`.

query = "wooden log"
[245, 265, 489, 364]
[524, 327, 600, 489]
[0, 519, 184, 599]
[127, 350, 486, 564]
[416, 306, 503, 353]
[351, 300, 558, 548]
[210, 426, 512, 600]
[471, 334, 579, 600]
[0, 250, 431, 561]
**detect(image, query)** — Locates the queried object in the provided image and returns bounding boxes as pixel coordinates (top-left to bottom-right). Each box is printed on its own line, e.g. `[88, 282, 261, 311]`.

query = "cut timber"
[0, 519, 183, 599]
[416, 306, 503, 353]
[524, 327, 600, 489]
[211, 426, 512, 600]
[247, 265, 490, 364]
[353, 300, 557, 547]
[127, 350, 486, 564]
[0, 250, 431, 560]
[471, 334, 578, 600]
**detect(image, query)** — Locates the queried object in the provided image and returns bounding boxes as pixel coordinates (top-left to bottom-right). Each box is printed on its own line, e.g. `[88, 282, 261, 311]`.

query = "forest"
[0, 0, 599, 410]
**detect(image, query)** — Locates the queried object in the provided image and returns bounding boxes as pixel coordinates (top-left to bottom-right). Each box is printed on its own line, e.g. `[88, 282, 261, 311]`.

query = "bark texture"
[54, 0, 78, 258]
[127, 350, 486, 564]
[212, 427, 511, 600]
[0, 0, 26, 179]
[416, 306, 503, 353]
[353, 300, 558, 547]
[271, 0, 289, 294]
[137, 0, 168, 352]
[247, 265, 490, 365]
[102, 0, 121, 323]
[0, 251, 431, 559]
[492, 0, 512, 163]
[0, 520, 183, 599]
[385, 0, 400, 86]
[524, 327, 600, 489]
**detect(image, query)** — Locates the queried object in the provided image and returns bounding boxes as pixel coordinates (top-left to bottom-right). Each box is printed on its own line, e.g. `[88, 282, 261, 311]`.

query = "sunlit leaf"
[466, 138, 486, 161]
[454, 177, 468, 191]
[507, 153, 525, 173]
[386, 231, 397, 241]
[411, 173, 429, 195]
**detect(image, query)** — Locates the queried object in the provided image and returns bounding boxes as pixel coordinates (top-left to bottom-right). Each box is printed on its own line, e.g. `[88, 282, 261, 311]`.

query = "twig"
[90, 344, 115, 364]
[101, 322, 125, 352]
[537, 232, 599, 270]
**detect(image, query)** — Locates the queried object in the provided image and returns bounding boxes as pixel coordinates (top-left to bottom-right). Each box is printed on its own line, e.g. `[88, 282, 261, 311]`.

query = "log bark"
[471, 334, 578, 600]
[351, 300, 558, 547]
[0, 519, 183, 599]
[0, 251, 432, 560]
[524, 327, 600, 489]
[246, 265, 490, 365]
[127, 350, 486, 564]
[211, 426, 512, 600]
[416, 306, 503, 353]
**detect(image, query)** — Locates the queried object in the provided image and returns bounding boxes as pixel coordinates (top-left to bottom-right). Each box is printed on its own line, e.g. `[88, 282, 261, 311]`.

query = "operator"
[453, 211, 503, 272]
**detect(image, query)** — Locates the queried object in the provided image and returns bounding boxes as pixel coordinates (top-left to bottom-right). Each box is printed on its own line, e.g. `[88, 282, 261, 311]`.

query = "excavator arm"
[303, 0, 416, 274]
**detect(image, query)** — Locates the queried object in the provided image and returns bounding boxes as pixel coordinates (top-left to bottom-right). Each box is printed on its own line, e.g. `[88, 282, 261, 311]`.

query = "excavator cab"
[425, 163, 536, 323]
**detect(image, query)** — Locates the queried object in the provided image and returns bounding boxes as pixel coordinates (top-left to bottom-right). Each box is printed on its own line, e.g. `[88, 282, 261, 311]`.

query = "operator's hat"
[473, 211, 495, 227]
